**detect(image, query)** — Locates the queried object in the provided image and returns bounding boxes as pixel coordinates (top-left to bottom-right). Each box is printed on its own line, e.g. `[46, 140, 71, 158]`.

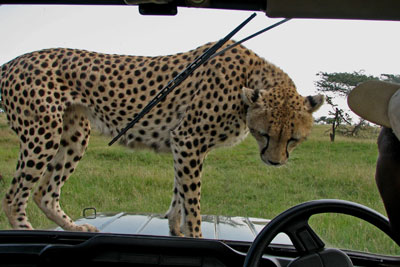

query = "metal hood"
[57, 212, 292, 245]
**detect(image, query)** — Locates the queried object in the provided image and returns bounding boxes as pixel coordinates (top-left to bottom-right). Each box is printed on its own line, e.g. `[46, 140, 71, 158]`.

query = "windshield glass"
[0, 4, 400, 259]
[309, 213, 400, 256]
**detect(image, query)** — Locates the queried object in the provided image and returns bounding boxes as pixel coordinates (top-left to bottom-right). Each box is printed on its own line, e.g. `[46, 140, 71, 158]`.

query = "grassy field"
[0, 113, 399, 255]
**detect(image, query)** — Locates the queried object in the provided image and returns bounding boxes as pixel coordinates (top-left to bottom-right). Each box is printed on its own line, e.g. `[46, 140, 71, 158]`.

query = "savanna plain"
[0, 113, 398, 255]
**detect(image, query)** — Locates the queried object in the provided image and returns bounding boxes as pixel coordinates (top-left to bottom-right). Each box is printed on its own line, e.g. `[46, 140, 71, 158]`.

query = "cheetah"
[0, 40, 323, 237]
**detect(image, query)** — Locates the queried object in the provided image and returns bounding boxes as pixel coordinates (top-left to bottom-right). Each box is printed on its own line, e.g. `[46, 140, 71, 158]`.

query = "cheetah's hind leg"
[32, 106, 98, 232]
[2, 111, 64, 230]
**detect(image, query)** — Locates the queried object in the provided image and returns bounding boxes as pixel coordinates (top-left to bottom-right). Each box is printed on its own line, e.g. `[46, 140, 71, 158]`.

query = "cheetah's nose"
[267, 160, 281, 166]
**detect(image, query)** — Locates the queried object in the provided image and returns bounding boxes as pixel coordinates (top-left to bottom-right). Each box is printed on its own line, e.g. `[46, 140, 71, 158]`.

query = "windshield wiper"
[108, 14, 291, 146]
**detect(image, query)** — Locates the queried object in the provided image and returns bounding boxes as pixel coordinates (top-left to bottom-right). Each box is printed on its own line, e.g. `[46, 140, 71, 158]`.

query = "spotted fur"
[0, 41, 323, 237]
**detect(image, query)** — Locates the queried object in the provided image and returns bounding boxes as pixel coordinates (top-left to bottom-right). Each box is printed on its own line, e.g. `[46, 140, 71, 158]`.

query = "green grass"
[0, 113, 399, 255]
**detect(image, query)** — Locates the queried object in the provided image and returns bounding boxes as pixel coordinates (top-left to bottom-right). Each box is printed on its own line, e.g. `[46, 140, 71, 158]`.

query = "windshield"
[0, 4, 399, 259]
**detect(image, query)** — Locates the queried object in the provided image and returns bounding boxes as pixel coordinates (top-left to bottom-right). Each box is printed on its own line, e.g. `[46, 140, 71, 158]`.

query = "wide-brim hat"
[348, 80, 400, 128]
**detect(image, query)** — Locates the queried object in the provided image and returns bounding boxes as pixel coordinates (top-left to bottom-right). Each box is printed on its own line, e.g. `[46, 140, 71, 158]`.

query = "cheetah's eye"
[249, 128, 269, 138]
[287, 138, 299, 148]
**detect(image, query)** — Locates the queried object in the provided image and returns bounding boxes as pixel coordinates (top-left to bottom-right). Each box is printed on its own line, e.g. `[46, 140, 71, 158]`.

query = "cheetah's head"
[242, 87, 324, 167]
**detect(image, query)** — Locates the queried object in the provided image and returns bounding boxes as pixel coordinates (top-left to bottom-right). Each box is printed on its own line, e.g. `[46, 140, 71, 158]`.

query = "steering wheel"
[243, 199, 400, 267]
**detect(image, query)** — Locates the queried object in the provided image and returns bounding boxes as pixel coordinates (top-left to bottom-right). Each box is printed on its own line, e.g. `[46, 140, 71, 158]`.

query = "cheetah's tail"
[0, 63, 7, 105]
[0, 61, 8, 83]
[0, 63, 7, 82]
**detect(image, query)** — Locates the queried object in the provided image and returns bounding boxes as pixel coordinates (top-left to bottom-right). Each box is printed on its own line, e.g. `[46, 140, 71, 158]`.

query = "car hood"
[57, 212, 292, 245]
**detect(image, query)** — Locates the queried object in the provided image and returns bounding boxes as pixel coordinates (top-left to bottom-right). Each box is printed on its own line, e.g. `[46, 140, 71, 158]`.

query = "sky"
[0, 4, 399, 119]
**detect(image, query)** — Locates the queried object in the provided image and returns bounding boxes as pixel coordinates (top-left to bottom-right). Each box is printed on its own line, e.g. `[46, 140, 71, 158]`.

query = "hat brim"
[348, 80, 400, 128]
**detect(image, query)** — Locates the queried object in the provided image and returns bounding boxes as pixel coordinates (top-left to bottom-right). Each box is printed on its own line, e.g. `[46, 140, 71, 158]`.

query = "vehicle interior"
[1, 1, 400, 266]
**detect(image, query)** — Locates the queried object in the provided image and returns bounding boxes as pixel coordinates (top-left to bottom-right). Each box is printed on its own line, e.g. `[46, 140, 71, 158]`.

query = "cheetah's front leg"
[168, 131, 207, 238]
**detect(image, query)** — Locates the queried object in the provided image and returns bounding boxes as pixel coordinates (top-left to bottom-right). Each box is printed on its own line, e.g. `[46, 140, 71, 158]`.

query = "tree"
[315, 70, 380, 141]
[316, 71, 379, 97]
[381, 74, 400, 84]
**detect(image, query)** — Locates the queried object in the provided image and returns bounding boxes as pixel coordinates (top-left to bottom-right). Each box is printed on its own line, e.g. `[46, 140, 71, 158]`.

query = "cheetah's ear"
[242, 87, 260, 107]
[305, 94, 324, 113]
